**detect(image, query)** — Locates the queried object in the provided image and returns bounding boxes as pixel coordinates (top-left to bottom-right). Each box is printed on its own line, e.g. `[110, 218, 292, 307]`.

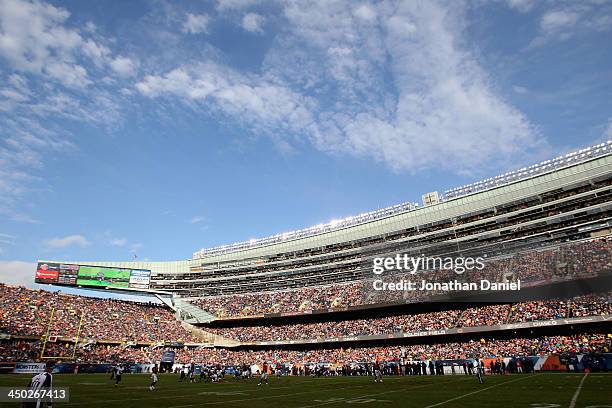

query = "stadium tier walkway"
[173, 297, 216, 323]
[173, 298, 240, 346]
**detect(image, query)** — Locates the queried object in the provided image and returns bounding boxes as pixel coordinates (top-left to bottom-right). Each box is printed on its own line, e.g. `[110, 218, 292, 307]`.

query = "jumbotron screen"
[35, 262, 151, 289]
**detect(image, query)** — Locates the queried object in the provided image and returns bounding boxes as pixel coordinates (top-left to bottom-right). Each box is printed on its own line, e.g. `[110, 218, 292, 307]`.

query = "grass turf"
[0, 372, 610, 408]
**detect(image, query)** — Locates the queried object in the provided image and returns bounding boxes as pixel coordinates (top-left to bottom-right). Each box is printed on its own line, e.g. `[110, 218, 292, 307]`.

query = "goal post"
[39, 307, 85, 361]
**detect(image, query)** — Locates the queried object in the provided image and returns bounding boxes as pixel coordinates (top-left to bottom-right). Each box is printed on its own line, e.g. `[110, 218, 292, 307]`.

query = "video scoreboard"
[35, 263, 151, 289]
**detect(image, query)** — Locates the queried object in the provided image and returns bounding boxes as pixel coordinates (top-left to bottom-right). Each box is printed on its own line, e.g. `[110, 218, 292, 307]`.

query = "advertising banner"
[13, 362, 46, 374]
[161, 350, 176, 363]
[129, 270, 151, 289]
[35, 263, 60, 284]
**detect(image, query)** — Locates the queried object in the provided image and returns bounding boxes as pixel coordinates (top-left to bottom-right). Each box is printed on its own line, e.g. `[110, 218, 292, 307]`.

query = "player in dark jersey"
[373, 362, 383, 383]
[114, 365, 123, 387]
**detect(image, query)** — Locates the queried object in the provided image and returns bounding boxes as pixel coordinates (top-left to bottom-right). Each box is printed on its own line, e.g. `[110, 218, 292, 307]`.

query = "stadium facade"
[36, 141, 612, 298]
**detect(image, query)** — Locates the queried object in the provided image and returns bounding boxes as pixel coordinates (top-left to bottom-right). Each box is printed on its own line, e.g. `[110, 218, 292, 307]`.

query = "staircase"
[173, 297, 216, 324]
[173, 298, 241, 347]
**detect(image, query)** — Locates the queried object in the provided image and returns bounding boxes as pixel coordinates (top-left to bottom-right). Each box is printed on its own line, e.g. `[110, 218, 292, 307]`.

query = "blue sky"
[0, 0, 611, 287]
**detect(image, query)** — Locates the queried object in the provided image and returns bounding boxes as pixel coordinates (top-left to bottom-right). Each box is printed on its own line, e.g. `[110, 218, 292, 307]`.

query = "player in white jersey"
[25, 364, 53, 408]
[149, 372, 158, 391]
[475, 359, 484, 384]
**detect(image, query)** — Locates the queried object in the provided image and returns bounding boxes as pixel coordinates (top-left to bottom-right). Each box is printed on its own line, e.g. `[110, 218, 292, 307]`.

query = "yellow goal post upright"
[39, 306, 86, 361]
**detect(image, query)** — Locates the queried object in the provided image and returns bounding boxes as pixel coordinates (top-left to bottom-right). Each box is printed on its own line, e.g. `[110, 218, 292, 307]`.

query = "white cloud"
[353, 4, 377, 21]
[45, 61, 91, 88]
[0, 0, 140, 84]
[0, 114, 75, 222]
[182, 13, 210, 34]
[529, 3, 612, 47]
[8, 212, 39, 224]
[0, 0, 90, 87]
[242, 12, 265, 33]
[0, 261, 37, 288]
[110, 56, 138, 77]
[0, 2, 131, 223]
[1, 74, 31, 103]
[109, 238, 128, 246]
[190, 215, 205, 224]
[135, 63, 315, 137]
[541, 10, 579, 34]
[513, 85, 528, 94]
[84, 21, 96, 33]
[271, 1, 540, 172]
[506, 0, 535, 13]
[136, 1, 541, 174]
[44, 234, 90, 249]
[216, 0, 261, 11]
[81, 39, 111, 65]
[592, 14, 612, 32]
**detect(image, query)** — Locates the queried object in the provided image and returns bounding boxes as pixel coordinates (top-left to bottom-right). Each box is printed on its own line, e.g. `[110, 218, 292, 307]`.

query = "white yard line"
[568, 373, 588, 408]
[423, 375, 535, 408]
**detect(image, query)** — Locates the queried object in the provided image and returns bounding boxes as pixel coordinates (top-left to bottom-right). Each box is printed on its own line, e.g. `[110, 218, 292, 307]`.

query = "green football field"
[1, 373, 610, 408]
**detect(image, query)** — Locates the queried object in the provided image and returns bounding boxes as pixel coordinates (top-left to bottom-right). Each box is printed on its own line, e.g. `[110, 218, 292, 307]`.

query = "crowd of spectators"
[0, 284, 198, 343]
[509, 300, 569, 322]
[1, 283, 608, 346]
[570, 293, 612, 317]
[205, 293, 610, 343]
[0, 285, 612, 343]
[189, 283, 364, 318]
[2, 333, 609, 365]
[188, 238, 611, 318]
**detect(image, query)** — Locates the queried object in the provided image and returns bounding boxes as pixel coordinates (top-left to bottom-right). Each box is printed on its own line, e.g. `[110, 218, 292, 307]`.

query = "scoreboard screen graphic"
[76, 265, 131, 288]
[35, 263, 151, 289]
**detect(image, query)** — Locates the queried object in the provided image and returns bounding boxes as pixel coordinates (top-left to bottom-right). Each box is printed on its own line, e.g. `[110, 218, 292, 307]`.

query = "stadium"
[1, 142, 611, 407]
[2, 1, 612, 406]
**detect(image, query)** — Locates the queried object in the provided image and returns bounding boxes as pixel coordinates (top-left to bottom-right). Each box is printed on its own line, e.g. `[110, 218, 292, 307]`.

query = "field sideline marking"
[423, 374, 537, 408]
[568, 373, 588, 408]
